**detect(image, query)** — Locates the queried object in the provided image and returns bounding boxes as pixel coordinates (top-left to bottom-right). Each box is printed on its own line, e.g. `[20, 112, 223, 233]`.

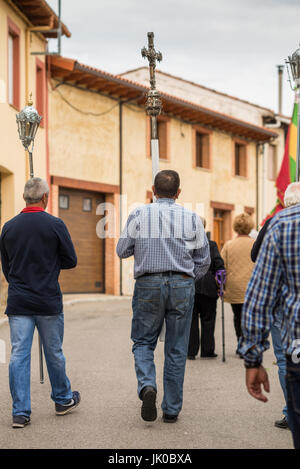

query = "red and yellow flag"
[262, 100, 297, 224]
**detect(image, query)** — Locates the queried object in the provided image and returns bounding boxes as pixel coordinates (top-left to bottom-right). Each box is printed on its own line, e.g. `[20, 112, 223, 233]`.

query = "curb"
[63, 295, 131, 306]
[0, 318, 7, 328]
[0, 295, 131, 328]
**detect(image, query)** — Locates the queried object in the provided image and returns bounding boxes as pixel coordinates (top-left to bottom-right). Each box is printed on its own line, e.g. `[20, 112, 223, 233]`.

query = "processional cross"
[141, 32, 163, 180]
[141, 33, 166, 342]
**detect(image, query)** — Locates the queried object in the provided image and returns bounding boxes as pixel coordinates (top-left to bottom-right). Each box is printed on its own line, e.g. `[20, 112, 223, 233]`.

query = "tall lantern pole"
[16, 94, 44, 384]
[141, 32, 163, 193]
[286, 44, 300, 182]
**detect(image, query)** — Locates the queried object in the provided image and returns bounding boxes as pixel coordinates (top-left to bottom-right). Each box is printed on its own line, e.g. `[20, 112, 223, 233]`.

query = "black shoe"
[12, 415, 31, 429]
[274, 416, 289, 429]
[201, 353, 218, 359]
[163, 413, 178, 423]
[141, 386, 157, 422]
[55, 391, 81, 416]
[187, 356, 196, 360]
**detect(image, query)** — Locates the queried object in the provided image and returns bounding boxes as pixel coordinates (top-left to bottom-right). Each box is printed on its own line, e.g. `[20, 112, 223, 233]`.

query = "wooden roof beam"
[120, 90, 141, 100]
[21, 6, 44, 14]
[18, 0, 39, 4]
[62, 72, 86, 82]
[96, 83, 122, 93]
[51, 68, 73, 79]
[74, 76, 101, 86]
[28, 15, 51, 22]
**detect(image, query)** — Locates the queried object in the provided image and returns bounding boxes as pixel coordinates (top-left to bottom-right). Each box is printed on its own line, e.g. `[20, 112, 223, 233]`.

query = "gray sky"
[47, 0, 300, 116]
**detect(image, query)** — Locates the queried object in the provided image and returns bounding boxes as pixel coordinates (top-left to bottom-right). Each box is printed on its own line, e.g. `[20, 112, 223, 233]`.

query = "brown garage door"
[58, 187, 105, 293]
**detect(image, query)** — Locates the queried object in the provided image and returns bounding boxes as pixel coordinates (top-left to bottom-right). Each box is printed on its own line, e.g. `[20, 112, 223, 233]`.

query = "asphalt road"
[0, 296, 294, 449]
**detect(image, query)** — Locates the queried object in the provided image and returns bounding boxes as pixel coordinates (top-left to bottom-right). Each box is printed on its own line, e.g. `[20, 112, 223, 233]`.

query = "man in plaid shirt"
[239, 200, 300, 448]
[117, 170, 210, 424]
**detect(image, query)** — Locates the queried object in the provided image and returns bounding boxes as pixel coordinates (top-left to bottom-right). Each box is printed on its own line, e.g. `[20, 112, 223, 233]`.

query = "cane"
[38, 333, 44, 384]
[216, 269, 226, 362]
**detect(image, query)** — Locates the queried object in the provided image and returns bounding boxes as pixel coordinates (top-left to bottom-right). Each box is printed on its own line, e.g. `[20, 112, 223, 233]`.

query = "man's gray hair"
[284, 182, 300, 207]
[23, 178, 49, 205]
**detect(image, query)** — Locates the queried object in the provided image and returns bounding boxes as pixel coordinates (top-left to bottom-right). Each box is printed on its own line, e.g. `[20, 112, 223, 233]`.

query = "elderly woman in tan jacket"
[221, 213, 255, 357]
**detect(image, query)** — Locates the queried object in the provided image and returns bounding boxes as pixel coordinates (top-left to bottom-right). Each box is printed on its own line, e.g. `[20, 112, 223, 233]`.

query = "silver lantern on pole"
[16, 94, 44, 384]
[16, 94, 42, 179]
[286, 44, 300, 181]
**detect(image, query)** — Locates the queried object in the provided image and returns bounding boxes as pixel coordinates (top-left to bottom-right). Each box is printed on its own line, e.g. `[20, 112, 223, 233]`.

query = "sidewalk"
[0, 293, 129, 325]
[0, 296, 294, 449]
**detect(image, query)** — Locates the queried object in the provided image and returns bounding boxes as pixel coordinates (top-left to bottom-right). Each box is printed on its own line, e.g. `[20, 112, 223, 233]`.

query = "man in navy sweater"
[0, 177, 80, 428]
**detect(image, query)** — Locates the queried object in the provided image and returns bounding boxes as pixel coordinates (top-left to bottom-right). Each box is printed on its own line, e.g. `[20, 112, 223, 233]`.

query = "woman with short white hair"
[284, 182, 300, 207]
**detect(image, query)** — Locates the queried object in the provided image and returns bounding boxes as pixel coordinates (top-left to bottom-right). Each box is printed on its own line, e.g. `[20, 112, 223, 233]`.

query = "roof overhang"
[11, 0, 71, 38]
[50, 57, 278, 143]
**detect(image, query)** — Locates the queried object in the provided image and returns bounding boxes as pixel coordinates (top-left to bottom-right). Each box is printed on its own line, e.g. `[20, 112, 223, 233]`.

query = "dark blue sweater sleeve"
[54, 219, 77, 270]
[0, 226, 9, 282]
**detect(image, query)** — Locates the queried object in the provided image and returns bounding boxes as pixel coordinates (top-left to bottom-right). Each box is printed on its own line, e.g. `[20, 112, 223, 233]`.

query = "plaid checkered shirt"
[116, 198, 210, 281]
[239, 204, 300, 366]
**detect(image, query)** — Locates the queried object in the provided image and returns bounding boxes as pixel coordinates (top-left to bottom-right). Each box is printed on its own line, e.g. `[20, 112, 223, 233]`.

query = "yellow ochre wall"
[48, 83, 120, 186]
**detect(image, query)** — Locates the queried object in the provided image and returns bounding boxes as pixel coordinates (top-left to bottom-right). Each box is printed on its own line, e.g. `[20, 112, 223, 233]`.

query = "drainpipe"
[45, 54, 51, 213]
[119, 101, 123, 296]
[277, 65, 284, 115]
[261, 143, 268, 222]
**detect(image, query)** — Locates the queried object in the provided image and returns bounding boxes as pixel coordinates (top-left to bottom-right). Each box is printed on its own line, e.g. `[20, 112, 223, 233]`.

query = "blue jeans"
[271, 317, 288, 418]
[286, 357, 300, 449]
[8, 314, 72, 417]
[131, 273, 195, 416]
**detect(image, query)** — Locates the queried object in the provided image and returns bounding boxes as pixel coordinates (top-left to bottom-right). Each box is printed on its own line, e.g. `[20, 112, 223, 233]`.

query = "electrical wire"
[53, 85, 121, 117]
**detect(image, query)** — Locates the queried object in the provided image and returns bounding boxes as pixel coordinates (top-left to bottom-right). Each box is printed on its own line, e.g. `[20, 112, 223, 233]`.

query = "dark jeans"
[286, 356, 300, 449]
[8, 314, 72, 417]
[131, 273, 195, 416]
[231, 303, 243, 346]
[188, 294, 217, 357]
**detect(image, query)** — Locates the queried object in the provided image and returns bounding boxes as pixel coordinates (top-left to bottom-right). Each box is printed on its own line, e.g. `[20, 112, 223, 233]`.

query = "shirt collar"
[21, 207, 45, 213]
[155, 198, 176, 204]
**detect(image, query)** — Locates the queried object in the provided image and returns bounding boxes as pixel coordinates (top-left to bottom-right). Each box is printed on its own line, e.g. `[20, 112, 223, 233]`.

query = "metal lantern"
[16, 95, 42, 178]
[286, 46, 300, 89]
[286, 45, 300, 181]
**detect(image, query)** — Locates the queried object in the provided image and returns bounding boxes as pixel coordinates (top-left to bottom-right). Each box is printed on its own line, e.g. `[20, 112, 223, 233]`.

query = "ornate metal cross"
[141, 32, 162, 90]
[141, 32, 163, 138]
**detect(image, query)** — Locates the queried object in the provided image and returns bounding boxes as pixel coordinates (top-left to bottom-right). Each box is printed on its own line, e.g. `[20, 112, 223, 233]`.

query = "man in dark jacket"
[188, 219, 225, 359]
[0, 178, 80, 428]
